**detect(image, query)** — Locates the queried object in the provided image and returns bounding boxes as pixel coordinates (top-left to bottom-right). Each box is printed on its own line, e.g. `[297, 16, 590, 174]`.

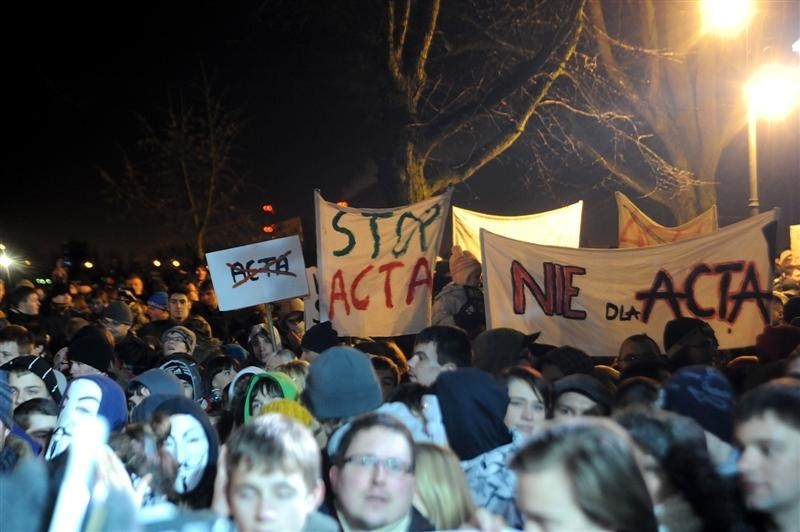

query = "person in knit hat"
[1, 355, 62, 406]
[432, 246, 485, 337]
[302, 346, 382, 444]
[67, 325, 114, 377]
[300, 321, 340, 363]
[0, 372, 32, 472]
[161, 325, 197, 356]
[472, 327, 541, 376]
[102, 301, 134, 342]
[241, 372, 299, 424]
[159, 354, 205, 405]
[663, 317, 719, 369]
[534, 345, 595, 381]
[125, 368, 184, 411]
[44, 375, 127, 460]
[246, 322, 283, 367]
[553, 373, 614, 418]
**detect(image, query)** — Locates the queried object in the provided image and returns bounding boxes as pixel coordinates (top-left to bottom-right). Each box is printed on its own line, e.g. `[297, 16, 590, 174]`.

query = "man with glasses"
[328, 413, 432, 531]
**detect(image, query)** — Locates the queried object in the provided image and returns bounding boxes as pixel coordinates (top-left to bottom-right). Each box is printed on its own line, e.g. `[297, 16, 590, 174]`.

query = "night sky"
[3, 1, 799, 274]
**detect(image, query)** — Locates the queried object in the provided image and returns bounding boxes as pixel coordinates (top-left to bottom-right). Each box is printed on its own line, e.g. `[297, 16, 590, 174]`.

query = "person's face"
[504, 378, 547, 436]
[617, 340, 650, 372]
[375, 368, 398, 402]
[127, 386, 151, 410]
[103, 318, 130, 342]
[18, 293, 41, 316]
[89, 298, 107, 315]
[228, 465, 323, 532]
[9, 371, 49, 407]
[25, 413, 57, 450]
[553, 392, 598, 419]
[212, 368, 235, 390]
[163, 334, 189, 356]
[70, 360, 102, 378]
[168, 294, 191, 321]
[45, 378, 102, 459]
[736, 412, 800, 516]
[516, 466, 603, 531]
[250, 387, 279, 415]
[146, 305, 170, 321]
[330, 426, 415, 530]
[53, 347, 70, 373]
[408, 341, 448, 387]
[51, 293, 72, 310]
[0, 341, 21, 366]
[163, 413, 210, 493]
[186, 283, 200, 303]
[285, 312, 305, 335]
[127, 277, 144, 295]
[200, 289, 218, 309]
[253, 335, 276, 362]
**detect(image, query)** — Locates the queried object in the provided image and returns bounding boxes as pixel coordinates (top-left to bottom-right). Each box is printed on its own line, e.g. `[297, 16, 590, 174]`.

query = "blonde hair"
[275, 359, 310, 393]
[414, 442, 476, 529]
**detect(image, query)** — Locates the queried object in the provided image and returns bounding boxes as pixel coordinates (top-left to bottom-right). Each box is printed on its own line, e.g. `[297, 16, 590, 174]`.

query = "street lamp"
[701, 0, 752, 36]
[745, 64, 800, 216]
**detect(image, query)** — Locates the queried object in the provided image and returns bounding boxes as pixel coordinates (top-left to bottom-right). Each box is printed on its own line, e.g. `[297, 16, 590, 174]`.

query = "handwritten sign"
[205, 236, 309, 311]
[453, 202, 582, 261]
[482, 210, 777, 355]
[616, 191, 718, 248]
[315, 190, 452, 336]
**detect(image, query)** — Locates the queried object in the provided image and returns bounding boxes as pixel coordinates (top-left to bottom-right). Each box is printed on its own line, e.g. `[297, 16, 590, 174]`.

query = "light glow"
[747, 64, 800, 120]
[701, 0, 752, 36]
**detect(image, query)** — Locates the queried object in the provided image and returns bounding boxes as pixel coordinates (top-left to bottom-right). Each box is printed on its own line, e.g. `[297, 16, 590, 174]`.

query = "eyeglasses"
[342, 454, 413, 475]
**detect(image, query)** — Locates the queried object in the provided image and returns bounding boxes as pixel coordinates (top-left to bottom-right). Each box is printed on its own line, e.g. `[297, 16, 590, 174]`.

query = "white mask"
[163, 413, 210, 493]
[45, 378, 102, 460]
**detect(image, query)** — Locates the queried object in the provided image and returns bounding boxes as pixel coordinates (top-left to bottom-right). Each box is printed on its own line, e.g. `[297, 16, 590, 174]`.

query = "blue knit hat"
[303, 346, 381, 420]
[659, 365, 734, 443]
[128, 368, 184, 397]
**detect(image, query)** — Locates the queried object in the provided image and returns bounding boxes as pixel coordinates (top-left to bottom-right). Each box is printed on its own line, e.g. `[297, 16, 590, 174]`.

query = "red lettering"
[562, 265, 587, 319]
[511, 261, 586, 319]
[406, 257, 432, 304]
[378, 261, 404, 308]
[328, 270, 350, 318]
[351, 265, 374, 310]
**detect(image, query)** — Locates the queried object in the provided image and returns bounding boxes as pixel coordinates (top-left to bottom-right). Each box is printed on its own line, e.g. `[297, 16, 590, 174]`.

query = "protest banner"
[452, 202, 582, 261]
[315, 189, 452, 337]
[616, 191, 718, 247]
[791, 224, 800, 264]
[205, 235, 308, 311]
[304, 267, 322, 327]
[483, 210, 777, 355]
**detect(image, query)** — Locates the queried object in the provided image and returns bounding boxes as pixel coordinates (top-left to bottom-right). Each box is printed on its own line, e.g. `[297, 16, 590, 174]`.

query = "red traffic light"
[262, 224, 276, 233]
[262, 204, 275, 213]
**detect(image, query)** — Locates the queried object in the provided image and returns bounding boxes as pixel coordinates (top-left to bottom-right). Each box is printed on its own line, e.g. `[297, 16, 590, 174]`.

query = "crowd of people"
[0, 247, 799, 532]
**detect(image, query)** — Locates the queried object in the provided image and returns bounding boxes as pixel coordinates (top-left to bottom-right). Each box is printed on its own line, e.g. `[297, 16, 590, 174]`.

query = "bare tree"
[379, 0, 588, 203]
[102, 77, 258, 258]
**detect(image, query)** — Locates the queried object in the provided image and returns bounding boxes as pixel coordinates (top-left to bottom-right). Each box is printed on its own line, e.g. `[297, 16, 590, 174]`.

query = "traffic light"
[263, 224, 276, 234]
[262, 203, 275, 213]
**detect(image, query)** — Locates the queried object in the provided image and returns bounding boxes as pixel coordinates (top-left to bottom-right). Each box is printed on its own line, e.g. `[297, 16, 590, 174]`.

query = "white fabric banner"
[483, 210, 777, 355]
[205, 236, 309, 311]
[315, 190, 452, 337]
[790, 224, 800, 265]
[616, 191, 718, 248]
[452, 202, 582, 261]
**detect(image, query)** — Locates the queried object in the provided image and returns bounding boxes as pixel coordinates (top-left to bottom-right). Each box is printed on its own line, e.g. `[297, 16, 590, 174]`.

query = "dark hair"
[13, 397, 59, 428]
[8, 286, 37, 309]
[614, 377, 661, 410]
[370, 356, 400, 387]
[511, 418, 657, 532]
[355, 340, 409, 376]
[203, 355, 241, 388]
[499, 366, 553, 416]
[734, 377, 800, 431]
[414, 326, 472, 368]
[615, 407, 740, 531]
[334, 413, 416, 469]
[0, 324, 34, 351]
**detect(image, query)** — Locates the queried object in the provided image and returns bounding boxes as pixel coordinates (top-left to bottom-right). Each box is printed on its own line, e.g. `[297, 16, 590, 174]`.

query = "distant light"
[152, 259, 162, 268]
[0, 254, 12, 268]
[701, 0, 752, 36]
[46, 279, 52, 284]
[263, 225, 275, 234]
[171, 259, 181, 268]
[747, 64, 800, 120]
[0, 243, 5, 251]
[793, 39, 800, 54]
[83, 261, 94, 269]
[262, 203, 274, 213]
[337, 201, 349, 207]
[23, 259, 31, 266]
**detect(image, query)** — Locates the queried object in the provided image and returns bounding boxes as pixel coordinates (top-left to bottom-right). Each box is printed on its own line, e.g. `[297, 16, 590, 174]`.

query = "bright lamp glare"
[152, 259, 162, 267]
[0, 254, 12, 268]
[701, 0, 751, 35]
[747, 65, 800, 120]
[171, 259, 181, 268]
[83, 261, 94, 269]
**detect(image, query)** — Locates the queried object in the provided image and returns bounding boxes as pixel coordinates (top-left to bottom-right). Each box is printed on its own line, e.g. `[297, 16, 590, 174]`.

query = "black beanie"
[1, 356, 62, 403]
[301, 321, 340, 353]
[68, 326, 114, 372]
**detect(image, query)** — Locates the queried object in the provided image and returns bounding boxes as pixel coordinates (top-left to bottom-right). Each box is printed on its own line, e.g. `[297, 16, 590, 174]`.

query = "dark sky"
[3, 1, 799, 274]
